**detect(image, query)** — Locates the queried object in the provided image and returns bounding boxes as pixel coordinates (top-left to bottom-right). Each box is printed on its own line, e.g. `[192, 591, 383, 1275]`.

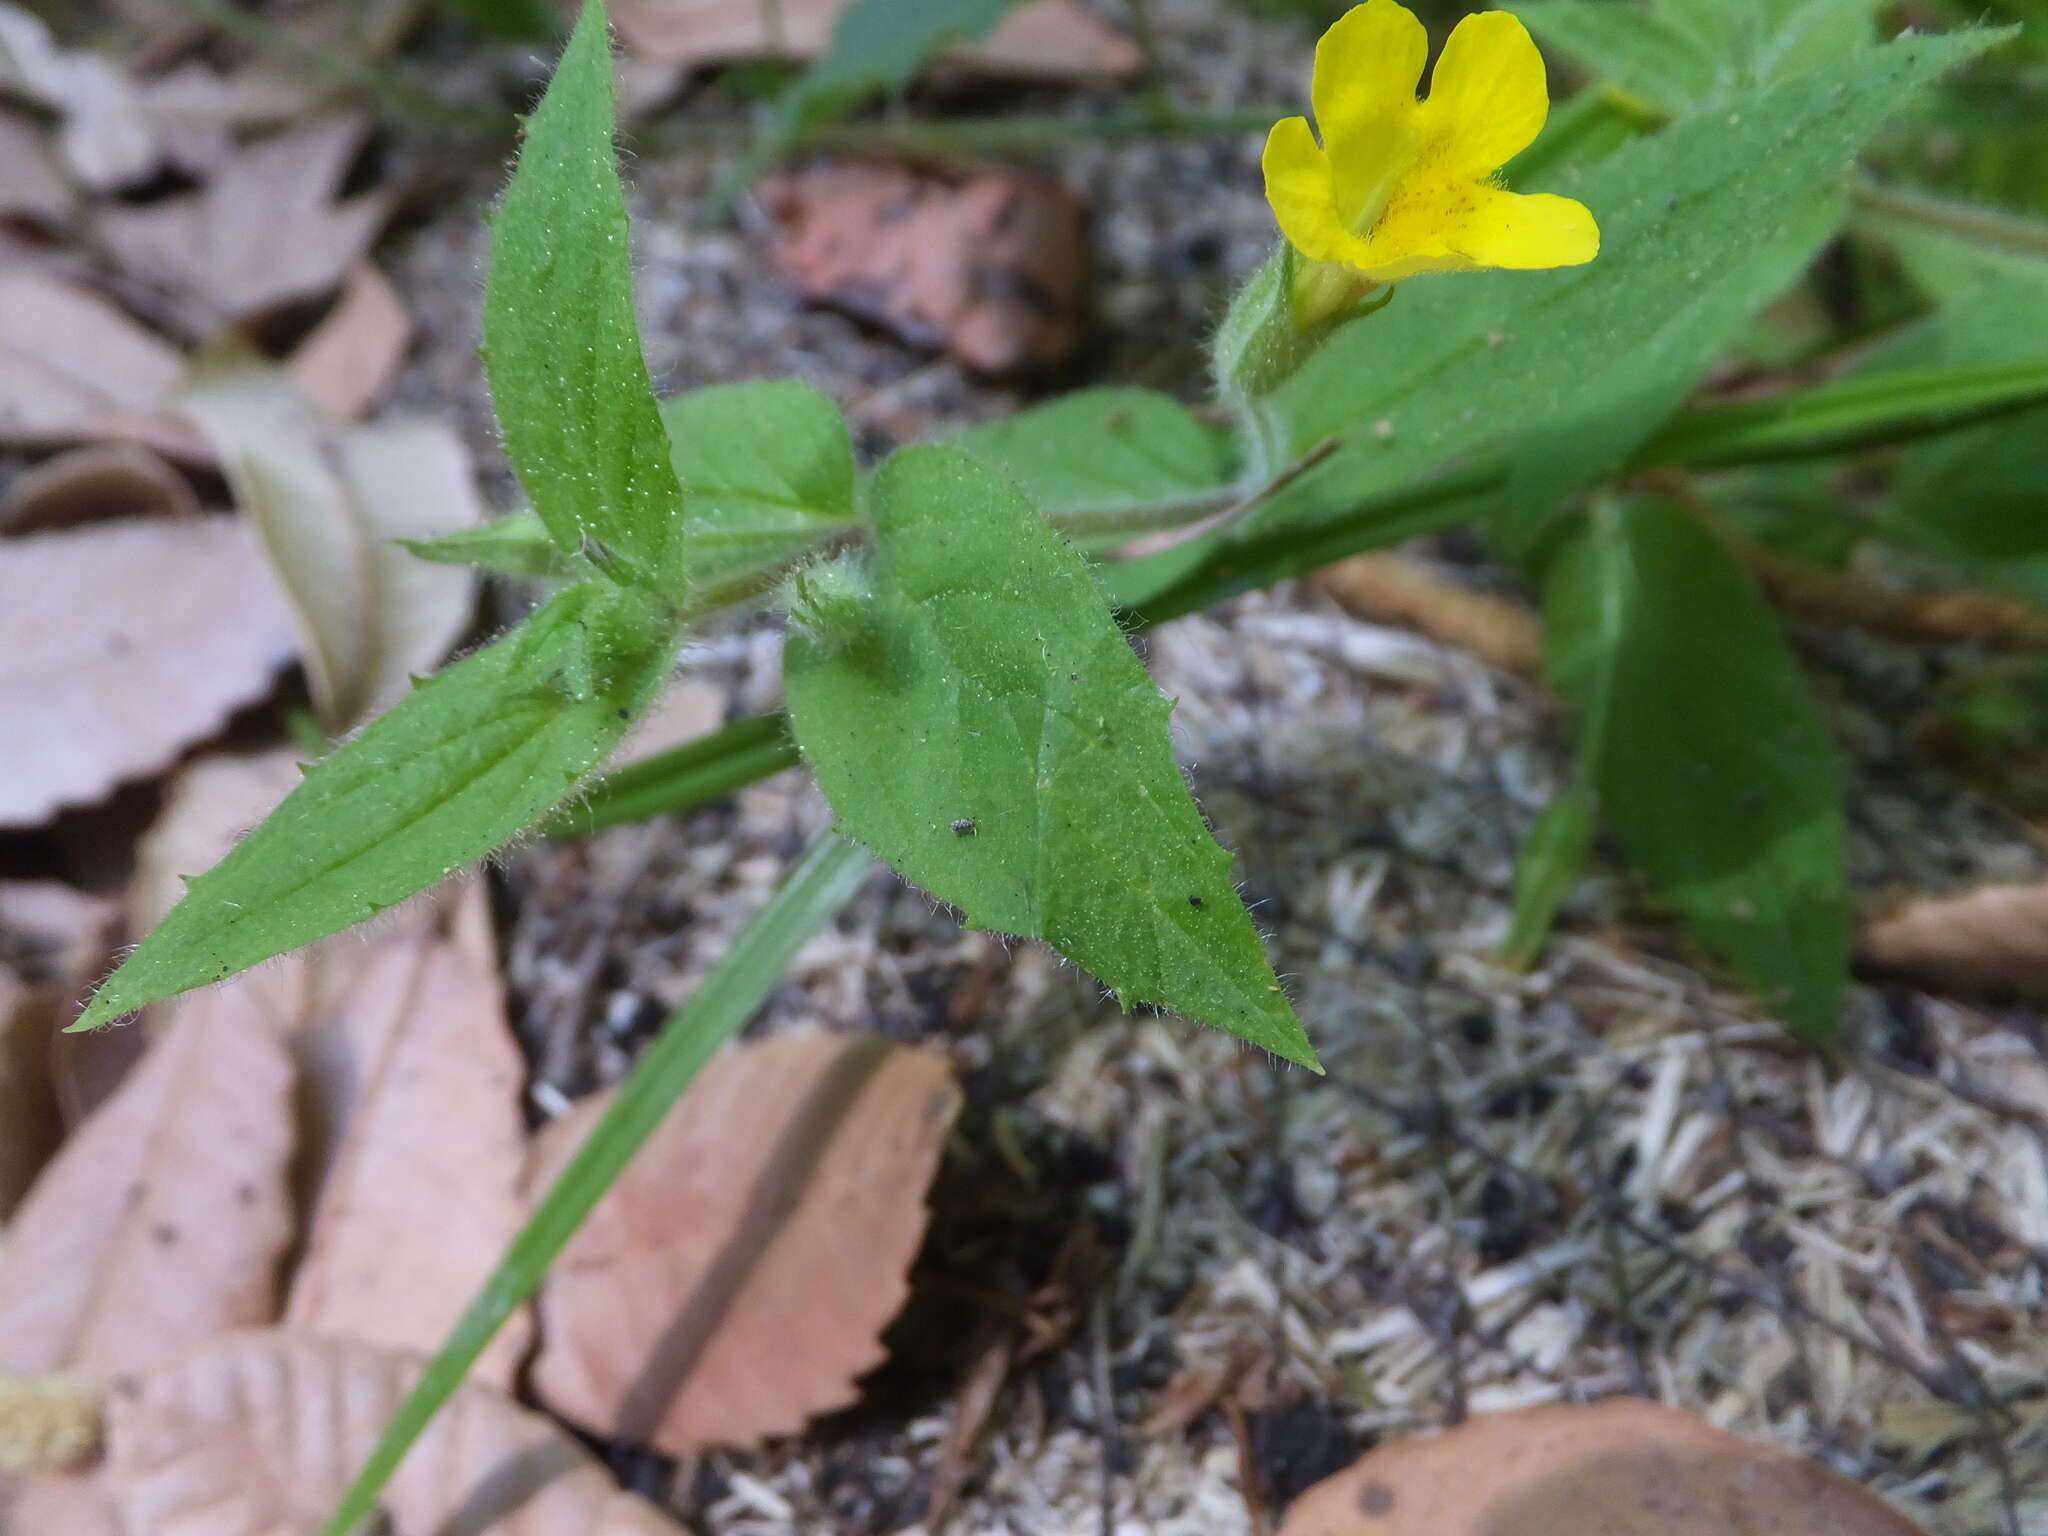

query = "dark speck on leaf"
[616, 707, 630, 720]
[1188, 894, 1204, 908]
[951, 818, 977, 837]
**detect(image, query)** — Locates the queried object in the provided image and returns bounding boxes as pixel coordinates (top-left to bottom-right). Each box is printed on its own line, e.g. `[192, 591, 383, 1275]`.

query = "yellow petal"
[1311, 0, 1429, 232]
[1367, 181, 1598, 276]
[1263, 114, 1365, 268]
[1416, 10, 1550, 181]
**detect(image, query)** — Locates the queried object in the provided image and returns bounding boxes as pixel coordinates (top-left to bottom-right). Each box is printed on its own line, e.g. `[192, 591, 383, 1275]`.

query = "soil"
[369, 2, 2048, 1531]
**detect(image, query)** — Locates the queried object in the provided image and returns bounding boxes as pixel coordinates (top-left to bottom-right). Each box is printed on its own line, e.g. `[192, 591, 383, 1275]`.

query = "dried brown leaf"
[763, 160, 1087, 374]
[135, 62, 313, 178]
[0, 881, 121, 993]
[0, 1467, 124, 1535]
[285, 882, 533, 1386]
[1274, 1399, 1926, 1536]
[611, 0, 1138, 79]
[0, 105, 72, 226]
[285, 261, 414, 421]
[0, 970, 62, 1220]
[0, 439, 198, 534]
[0, 6, 155, 189]
[104, 1329, 683, 1536]
[0, 972, 296, 1378]
[527, 1032, 960, 1454]
[95, 115, 395, 332]
[0, 516, 299, 826]
[0, 268, 182, 448]
[127, 749, 305, 938]
[179, 363, 478, 729]
[1858, 879, 2048, 995]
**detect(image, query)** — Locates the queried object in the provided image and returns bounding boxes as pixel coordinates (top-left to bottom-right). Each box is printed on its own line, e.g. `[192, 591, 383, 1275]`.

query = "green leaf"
[435, 0, 556, 39]
[1510, 0, 1885, 116]
[785, 446, 1318, 1070]
[1858, 276, 2048, 602]
[402, 510, 595, 582]
[1251, 27, 2002, 557]
[74, 584, 674, 1031]
[320, 829, 873, 1536]
[1545, 501, 1850, 1038]
[483, 0, 686, 596]
[1636, 355, 2048, 467]
[1511, 1, 1724, 116]
[777, 0, 1015, 137]
[662, 380, 858, 606]
[948, 387, 1234, 537]
[1500, 783, 1597, 972]
[548, 713, 803, 836]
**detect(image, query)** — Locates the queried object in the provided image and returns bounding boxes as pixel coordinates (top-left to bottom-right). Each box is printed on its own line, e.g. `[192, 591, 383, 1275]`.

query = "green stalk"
[321, 830, 874, 1536]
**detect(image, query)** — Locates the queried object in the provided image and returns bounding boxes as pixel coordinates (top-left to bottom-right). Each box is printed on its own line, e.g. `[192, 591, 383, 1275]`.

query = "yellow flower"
[1264, 0, 1598, 326]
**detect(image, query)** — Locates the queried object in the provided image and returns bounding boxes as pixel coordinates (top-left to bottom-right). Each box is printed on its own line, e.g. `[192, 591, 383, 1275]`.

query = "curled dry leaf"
[105, 1329, 683, 1536]
[1858, 880, 2048, 995]
[284, 261, 414, 421]
[527, 1032, 960, 1454]
[0, 515, 299, 826]
[179, 362, 479, 730]
[95, 115, 395, 333]
[1274, 1399, 1926, 1536]
[763, 159, 1088, 374]
[612, 0, 1139, 80]
[0, 5, 155, 189]
[0, 268, 182, 448]
[0, 973, 296, 1379]
[285, 881, 533, 1386]
[0, 439, 198, 534]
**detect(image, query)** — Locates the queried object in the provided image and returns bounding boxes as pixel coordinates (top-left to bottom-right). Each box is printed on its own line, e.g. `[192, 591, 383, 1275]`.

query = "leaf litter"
[7, 2, 2048, 1533]
[525, 1031, 960, 1454]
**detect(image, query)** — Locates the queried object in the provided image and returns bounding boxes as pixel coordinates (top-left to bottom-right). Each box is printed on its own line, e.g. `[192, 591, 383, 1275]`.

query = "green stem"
[320, 829, 874, 1536]
[1850, 179, 2048, 262]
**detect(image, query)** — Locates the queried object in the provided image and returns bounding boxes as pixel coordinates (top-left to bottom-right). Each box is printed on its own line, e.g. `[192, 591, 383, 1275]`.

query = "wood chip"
[104, 1330, 684, 1535]
[527, 1032, 960, 1454]
[0, 516, 300, 826]
[762, 159, 1088, 374]
[1274, 1399, 1927, 1536]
